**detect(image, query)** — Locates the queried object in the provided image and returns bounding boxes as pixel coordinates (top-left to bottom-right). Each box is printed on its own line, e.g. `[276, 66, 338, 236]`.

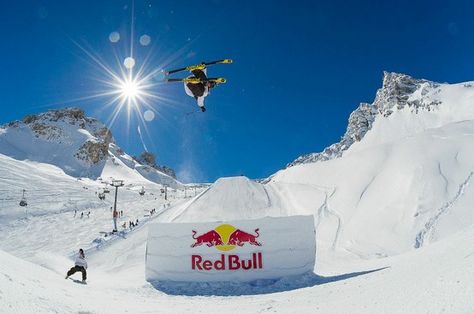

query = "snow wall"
[145, 215, 316, 282]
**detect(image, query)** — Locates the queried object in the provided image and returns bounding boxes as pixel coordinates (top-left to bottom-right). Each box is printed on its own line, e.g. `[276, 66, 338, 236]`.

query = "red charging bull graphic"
[190, 224, 263, 271]
[227, 228, 261, 246]
[191, 230, 224, 248]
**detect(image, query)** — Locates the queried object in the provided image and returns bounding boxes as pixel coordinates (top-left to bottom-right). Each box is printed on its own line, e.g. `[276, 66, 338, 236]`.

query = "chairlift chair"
[19, 189, 27, 207]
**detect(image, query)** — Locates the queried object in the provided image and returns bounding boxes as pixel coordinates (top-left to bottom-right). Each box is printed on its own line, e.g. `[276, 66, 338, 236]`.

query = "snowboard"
[165, 59, 232, 75]
[68, 277, 87, 285]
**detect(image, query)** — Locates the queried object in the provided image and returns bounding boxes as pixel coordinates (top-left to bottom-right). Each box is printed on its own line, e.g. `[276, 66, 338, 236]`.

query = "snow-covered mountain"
[287, 72, 445, 167]
[274, 72, 474, 256]
[0, 107, 181, 188]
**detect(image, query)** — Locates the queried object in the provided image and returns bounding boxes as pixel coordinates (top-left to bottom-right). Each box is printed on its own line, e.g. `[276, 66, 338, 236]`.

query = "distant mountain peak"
[133, 151, 177, 179]
[286, 72, 444, 168]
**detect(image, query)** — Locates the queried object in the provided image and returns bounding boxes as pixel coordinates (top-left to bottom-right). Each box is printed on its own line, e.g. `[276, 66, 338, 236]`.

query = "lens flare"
[120, 78, 140, 99]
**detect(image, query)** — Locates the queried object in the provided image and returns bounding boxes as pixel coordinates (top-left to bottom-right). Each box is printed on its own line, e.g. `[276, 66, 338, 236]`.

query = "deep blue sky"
[1, 1, 474, 183]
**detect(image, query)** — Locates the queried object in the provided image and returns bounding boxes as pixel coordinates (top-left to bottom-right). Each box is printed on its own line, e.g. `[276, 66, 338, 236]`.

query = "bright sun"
[120, 79, 141, 99]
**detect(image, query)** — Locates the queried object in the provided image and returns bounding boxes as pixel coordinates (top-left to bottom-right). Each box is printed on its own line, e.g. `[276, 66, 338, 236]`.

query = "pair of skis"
[164, 59, 232, 85]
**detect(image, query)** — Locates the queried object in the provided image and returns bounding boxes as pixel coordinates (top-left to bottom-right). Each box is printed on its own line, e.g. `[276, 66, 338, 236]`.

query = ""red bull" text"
[190, 224, 264, 272]
[191, 253, 263, 270]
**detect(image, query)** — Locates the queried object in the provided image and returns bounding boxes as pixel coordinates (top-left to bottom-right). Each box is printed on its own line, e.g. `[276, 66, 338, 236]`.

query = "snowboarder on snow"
[66, 248, 88, 283]
[184, 69, 216, 112]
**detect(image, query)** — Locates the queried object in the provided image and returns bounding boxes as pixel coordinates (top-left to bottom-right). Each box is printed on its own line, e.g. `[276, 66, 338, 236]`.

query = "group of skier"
[74, 210, 91, 218]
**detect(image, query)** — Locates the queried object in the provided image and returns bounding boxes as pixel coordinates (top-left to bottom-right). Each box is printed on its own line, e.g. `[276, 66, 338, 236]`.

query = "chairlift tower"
[111, 179, 124, 232]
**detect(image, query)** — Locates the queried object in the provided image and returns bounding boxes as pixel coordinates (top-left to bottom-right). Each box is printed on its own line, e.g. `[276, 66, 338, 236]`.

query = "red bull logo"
[190, 224, 262, 251]
[190, 224, 263, 271]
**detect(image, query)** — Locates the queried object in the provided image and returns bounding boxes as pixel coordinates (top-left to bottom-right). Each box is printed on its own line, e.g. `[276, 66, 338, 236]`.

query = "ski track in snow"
[261, 185, 272, 207]
[437, 162, 449, 193]
[314, 187, 342, 250]
[356, 175, 377, 208]
[269, 180, 343, 250]
[415, 171, 474, 248]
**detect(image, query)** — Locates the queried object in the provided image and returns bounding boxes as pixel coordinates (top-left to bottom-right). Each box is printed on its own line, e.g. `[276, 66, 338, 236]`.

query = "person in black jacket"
[184, 69, 216, 112]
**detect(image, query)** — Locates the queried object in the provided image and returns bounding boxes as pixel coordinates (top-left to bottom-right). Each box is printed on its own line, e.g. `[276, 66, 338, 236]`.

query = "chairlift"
[98, 192, 106, 200]
[103, 187, 110, 193]
[19, 189, 27, 207]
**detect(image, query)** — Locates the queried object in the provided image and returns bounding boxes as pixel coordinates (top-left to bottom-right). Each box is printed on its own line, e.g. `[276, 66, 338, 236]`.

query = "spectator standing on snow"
[80, 212, 83, 219]
[65, 248, 88, 283]
[74, 209, 77, 218]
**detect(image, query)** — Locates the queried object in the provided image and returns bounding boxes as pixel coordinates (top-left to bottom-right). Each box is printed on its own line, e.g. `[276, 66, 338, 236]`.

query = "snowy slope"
[1, 221, 472, 313]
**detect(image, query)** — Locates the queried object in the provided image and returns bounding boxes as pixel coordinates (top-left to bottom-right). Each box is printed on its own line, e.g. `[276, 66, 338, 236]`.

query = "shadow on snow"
[149, 267, 388, 296]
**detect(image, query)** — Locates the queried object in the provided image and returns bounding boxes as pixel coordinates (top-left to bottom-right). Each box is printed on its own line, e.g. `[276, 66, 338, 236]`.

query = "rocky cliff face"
[133, 151, 177, 179]
[6, 108, 115, 166]
[287, 72, 443, 167]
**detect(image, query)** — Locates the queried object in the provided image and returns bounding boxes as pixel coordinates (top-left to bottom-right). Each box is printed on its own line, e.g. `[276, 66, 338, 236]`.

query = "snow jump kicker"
[145, 215, 316, 283]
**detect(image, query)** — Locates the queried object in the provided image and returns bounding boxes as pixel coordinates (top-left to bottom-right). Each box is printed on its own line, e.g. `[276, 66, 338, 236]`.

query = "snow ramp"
[171, 176, 287, 222]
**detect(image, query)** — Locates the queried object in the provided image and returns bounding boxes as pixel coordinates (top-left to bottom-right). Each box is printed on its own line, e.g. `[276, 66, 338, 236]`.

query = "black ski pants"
[67, 265, 87, 281]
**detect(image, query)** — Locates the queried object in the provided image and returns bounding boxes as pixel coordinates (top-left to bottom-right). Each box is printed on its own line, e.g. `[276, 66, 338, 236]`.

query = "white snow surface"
[1, 74, 474, 313]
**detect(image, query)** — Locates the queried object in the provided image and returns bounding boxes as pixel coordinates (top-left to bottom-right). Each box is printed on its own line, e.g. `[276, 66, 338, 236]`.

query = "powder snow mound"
[0, 107, 181, 187]
[171, 176, 287, 222]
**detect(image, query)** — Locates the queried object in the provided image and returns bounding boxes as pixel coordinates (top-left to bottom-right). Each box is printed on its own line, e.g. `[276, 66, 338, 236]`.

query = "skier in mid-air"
[184, 69, 216, 112]
[165, 59, 232, 112]
[65, 248, 88, 283]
